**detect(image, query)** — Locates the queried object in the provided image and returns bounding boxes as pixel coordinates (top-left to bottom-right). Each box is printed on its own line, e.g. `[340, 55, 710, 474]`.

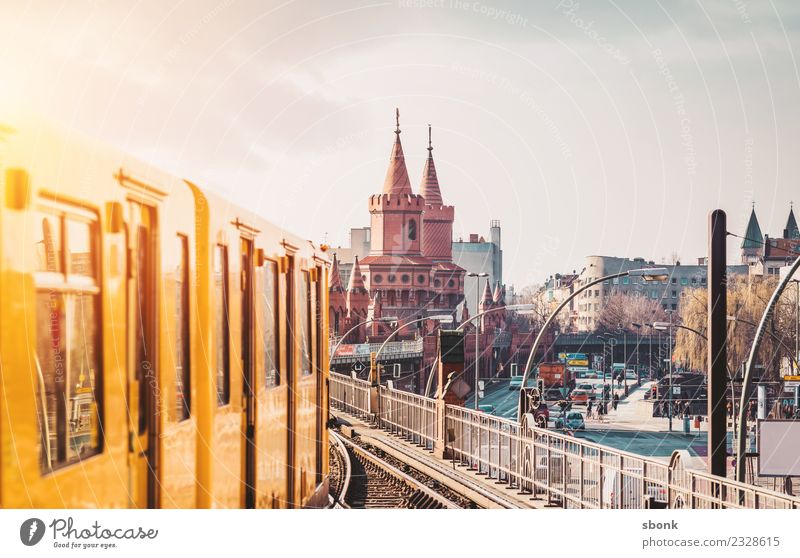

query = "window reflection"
[34, 207, 101, 471]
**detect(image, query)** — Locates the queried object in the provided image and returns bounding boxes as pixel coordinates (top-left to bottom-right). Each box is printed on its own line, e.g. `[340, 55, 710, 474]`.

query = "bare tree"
[596, 292, 668, 334]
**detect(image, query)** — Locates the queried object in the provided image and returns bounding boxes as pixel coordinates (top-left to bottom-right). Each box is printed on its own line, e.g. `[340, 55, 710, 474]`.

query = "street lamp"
[653, 312, 676, 431]
[518, 267, 669, 421]
[632, 323, 643, 388]
[736, 256, 800, 483]
[596, 333, 609, 414]
[467, 272, 489, 409]
[618, 324, 628, 396]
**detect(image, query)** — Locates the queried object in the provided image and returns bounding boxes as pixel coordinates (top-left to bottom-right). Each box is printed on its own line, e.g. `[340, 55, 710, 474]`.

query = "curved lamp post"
[422, 304, 536, 398]
[517, 267, 668, 420]
[736, 255, 800, 483]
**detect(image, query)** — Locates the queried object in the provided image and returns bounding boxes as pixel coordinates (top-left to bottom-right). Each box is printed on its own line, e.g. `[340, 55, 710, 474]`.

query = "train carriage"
[0, 108, 329, 508]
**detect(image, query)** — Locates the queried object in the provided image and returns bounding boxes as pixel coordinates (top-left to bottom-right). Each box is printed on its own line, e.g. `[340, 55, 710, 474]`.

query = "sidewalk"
[589, 381, 707, 433]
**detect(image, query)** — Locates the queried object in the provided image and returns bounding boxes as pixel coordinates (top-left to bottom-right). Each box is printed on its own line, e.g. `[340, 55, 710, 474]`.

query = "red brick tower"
[361, 109, 434, 323]
[329, 254, 347, 335]
[419, 125, 465, 313]
[343, 255, 369, 341]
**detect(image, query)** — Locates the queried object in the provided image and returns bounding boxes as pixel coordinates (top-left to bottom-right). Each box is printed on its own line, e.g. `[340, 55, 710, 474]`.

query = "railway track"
[329, 429, 476, 509]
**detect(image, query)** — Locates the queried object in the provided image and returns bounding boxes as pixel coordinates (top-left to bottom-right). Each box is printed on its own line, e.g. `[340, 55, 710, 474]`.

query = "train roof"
[0, 104, 329, 263]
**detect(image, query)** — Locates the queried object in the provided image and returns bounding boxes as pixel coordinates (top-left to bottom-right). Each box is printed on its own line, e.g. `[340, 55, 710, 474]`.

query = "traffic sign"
[672, 386, 681, 395]
[785, 381, 800, 389]
[784, 375, 800, 382]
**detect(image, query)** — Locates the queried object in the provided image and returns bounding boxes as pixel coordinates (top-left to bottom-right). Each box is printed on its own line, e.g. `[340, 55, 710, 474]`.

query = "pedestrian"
[727, 401, 732, 418]
[612, 393, 619, 411]
[587, 399, 593, 418]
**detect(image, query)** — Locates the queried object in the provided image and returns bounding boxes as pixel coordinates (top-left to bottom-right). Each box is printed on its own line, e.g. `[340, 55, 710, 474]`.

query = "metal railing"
[330, 338, 424, 358]
[378, 385, 437, 450]
[328, 373, 800, 509]
[329, 373, 372, 420]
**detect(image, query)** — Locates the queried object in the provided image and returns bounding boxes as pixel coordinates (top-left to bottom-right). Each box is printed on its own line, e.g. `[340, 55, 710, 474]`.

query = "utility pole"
[668, 310, 674, 432]
[468, 272, 488, 410]
[708, 209, 728, 478]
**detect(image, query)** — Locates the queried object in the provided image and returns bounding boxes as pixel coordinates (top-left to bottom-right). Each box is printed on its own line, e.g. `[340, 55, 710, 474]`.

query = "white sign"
[758, 420, 800, 476]
[785, 381, 800, 389]
[672, 386, 681, 395]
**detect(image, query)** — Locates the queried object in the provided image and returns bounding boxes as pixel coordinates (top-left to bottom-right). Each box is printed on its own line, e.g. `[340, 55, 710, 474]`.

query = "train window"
[67, 218, 95, 278]
[259, 260, 279, 388]
[214, 245, 230, 405]
[175, 235, 190, 421]
[299, 270, 312, 376]
[34, 210, 62, 274]
[34, 207, 101, 471]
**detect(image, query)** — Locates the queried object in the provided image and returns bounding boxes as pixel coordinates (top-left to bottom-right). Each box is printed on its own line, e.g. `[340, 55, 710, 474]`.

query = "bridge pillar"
[435, 330, 466, 458]
[369, 351, 380, 425]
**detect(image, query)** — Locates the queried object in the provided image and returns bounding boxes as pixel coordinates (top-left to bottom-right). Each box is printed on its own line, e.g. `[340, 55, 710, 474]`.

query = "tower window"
[407, 219, 417, 241]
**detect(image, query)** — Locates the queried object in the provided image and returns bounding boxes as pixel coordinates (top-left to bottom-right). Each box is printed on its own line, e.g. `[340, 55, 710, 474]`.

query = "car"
[577, 383, 597, 397]
[584, 371, 599, 379]
[570, 389, 589, 405]
[603, 372, 614, 381]
[557, 411, 585, 431]
[625, 370, 637, 380]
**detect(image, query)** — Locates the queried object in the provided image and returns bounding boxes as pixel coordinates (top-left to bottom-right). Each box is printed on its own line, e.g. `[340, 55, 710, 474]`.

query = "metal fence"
[328, 373, 800, 509]
[329, 372, 372, 420]
[378, 385, 437, 450]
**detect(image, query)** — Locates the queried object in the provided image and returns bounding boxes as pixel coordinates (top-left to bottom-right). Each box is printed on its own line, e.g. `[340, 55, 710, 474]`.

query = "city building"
[741, 204, 800, 276]
[574, 256, 748, 331]
[329, 112, 465, 337]
[452, 221, 503, 317]
[328, 111, 538, 395]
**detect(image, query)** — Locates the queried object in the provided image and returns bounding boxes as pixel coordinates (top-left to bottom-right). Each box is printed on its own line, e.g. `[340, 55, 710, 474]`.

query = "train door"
[129, 200, 159, 509]
[241, 237, 256, 508]
[284, 254, 295, 507]
[314, 268, 324, 486]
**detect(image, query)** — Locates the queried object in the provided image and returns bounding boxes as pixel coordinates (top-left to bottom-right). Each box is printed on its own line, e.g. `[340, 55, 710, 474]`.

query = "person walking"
[587, 399, 594, 419]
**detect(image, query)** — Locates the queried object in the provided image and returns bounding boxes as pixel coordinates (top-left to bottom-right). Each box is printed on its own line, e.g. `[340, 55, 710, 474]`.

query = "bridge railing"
[378, 385, 437, 450]
[329, 372, 372, 420]
[444, 405, 798, 509]
[328, 373, 800, 509]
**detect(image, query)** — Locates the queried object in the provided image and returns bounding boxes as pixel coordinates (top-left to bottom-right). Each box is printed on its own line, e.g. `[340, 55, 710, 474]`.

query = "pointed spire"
[741, 206, 763, 249]
[460, 302, 469, 324]
[330, 254, 344, 291]
[371, 290, 382, 317]
[784, 203, 799, 239]
[420, 124, 443, 205]
[382, 108, 413, 196]
[347, 256, 366, 292]
[492, 281, 504, 304]
[481, 278, 493, 305]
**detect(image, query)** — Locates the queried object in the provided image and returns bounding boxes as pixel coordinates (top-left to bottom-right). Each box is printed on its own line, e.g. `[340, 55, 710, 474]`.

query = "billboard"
[757, 420, 800, 477]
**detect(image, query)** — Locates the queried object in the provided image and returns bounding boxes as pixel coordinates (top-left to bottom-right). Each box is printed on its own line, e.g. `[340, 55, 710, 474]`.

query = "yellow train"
[0, 108, 330, 508]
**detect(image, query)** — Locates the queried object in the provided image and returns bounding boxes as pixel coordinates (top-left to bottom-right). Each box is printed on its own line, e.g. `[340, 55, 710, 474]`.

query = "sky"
[1, 0, 798, 288]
